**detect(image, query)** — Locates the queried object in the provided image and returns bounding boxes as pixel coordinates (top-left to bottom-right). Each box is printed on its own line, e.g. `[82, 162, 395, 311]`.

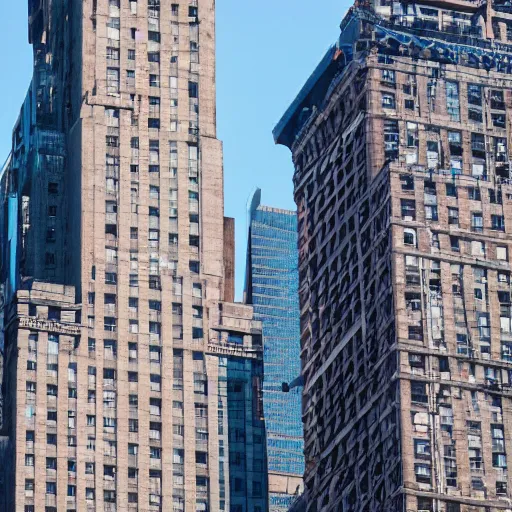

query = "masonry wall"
[2, 2, 266, 512]
[279, 2, 512, 510]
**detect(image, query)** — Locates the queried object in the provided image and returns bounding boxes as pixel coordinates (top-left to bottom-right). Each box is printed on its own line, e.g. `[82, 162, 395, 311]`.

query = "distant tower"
[245, 189, 304, 512]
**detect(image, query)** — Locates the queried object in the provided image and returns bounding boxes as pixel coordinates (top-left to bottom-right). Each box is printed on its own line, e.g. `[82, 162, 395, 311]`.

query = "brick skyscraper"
[0, 1, 267, 512]
[276, 0, 512, 511]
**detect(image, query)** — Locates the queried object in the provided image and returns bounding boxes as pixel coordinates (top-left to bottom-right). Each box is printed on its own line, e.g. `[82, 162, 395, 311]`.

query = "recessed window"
[404, 228, 416, 246]
[188, 81, 198, 98]
[446, 183, 457, 197]
[381, 93, 396, 109]
[405, 99, 415, 110]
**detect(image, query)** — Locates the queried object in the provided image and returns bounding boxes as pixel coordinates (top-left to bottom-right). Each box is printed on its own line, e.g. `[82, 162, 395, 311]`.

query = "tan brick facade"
[1, 1, 267, 512]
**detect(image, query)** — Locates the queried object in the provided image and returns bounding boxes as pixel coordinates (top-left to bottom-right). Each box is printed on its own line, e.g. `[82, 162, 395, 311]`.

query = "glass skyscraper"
[245, 189, 304, 512]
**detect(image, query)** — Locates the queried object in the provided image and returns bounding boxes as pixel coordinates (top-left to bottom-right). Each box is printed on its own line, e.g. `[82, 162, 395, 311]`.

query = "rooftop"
[273, 3, 512, 149]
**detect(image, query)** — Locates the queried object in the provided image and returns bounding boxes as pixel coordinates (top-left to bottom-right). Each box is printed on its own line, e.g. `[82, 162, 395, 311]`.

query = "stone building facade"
[0, 1, 267, 512]
[276, 1, 512, 511]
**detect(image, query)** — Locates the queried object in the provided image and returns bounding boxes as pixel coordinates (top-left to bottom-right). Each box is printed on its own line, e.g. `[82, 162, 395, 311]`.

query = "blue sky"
[0, 0, 348, 299]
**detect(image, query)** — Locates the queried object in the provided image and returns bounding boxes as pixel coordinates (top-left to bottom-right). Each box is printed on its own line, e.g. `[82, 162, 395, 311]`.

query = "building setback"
[245, 189, 304, 512]
[0, 1, 267, 512]
[275, 1, 512, 511]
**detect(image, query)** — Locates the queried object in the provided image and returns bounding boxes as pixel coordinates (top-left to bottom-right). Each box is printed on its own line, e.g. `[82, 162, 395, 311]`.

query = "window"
[468, 187, 481, 201]
[497, 481, 508, 496]
[446, 183, 457, 197]
[409, 325, 423, 341]
[148, 118, 160, 129]
[406, 122, 419, 148]
[128, 49, 135, 60]
[151, 375, 162, 392]
[148, 52, 160, 62]
[193, 283, 202, 298]
[381, 69, 395, 84]
[425, 205, 438, 222]
[411, 382, 427, 403]
[492, 112, 506, 128]
[409, 354, 424, 370]
[128, 343, 138, 362]
[150, 322, 161, 335]
[491, 90, 505, 110]
[381, 93, 395, 109]
[468, 83, 482, 106]
[492, 215, 505, 231]
[384, 120, 399, 160]
[105, 272, 117, 285]
[148, 31, 160, 42]
[401, 199, 416, 220]
[150, 346, 161, 362]
[103, 417, 116, 429]
[46, 482, 57, 494]
[129, 297, 138, 311]
[149, 185, 160, 200]
[417, 497, 433, 512]
[195, 451, 207, 465]
[48, 182, 58, 194]
[447, 207, 459, 226]
[129, 320, 139, 334]
[104, 317, 116, 332]
[400, 175, 414, 191]
[189, 81, 198, 98]
[471, 212, 483, 232]
[104, 490, 116, 503]
[415, 463, 431, 483]
[149, 74, 160, 87]
[446, 81, 460, 122]
[489, 189, 503, 204]
[150, 446, 161, 459]
[450, 236, 459, 252]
